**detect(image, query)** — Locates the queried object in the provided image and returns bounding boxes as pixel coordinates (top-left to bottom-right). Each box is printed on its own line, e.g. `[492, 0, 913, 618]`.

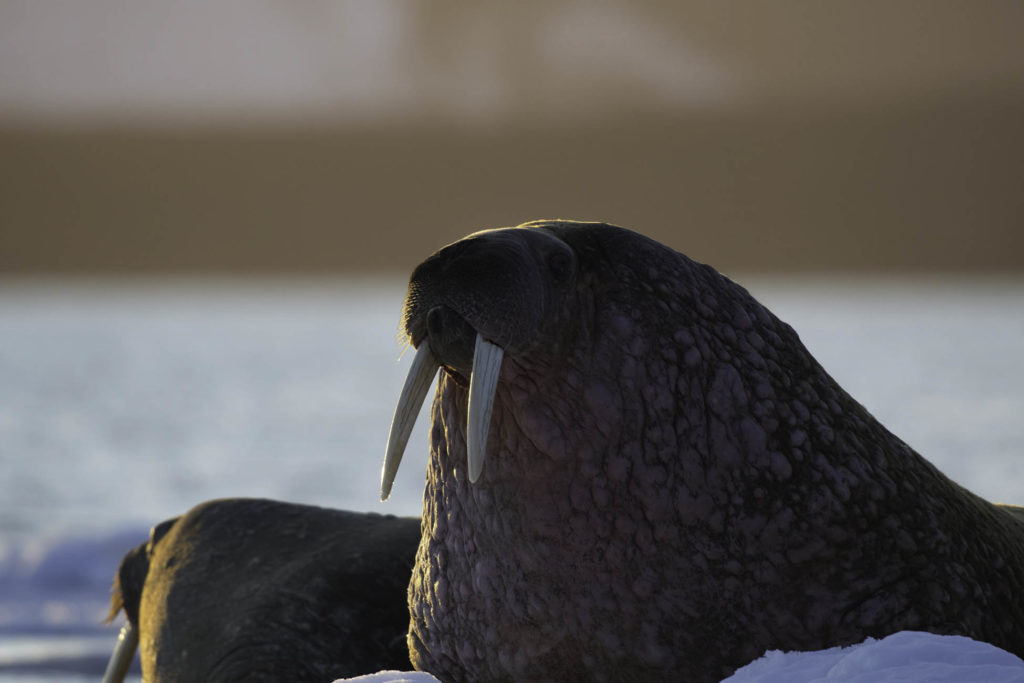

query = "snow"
[334, 674, 440, 683]
[724, 632, 1024, 683]
[331, 632, 1024, 683]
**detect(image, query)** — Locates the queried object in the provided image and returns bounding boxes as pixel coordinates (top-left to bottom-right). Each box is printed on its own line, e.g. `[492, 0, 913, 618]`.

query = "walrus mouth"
[380, 333, 504, 500]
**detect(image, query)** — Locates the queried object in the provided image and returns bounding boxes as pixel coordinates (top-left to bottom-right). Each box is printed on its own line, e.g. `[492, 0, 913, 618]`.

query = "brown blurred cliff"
[1, 3, 1022, 274]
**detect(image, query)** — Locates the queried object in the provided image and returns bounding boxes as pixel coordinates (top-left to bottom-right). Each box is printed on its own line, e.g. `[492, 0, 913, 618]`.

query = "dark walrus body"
[391, 220, 1024, 682]
[109, 498, 420, 682]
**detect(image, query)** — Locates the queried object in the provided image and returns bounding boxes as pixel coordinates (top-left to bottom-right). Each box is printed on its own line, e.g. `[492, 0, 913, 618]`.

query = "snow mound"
[724, 631, 1024, 683]
[334, 673, 440, 683]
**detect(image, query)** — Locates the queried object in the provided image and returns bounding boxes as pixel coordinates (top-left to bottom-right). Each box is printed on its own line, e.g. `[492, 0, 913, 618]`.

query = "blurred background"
[2, 1, 1023, 272]
[0, 2, 1022, 679]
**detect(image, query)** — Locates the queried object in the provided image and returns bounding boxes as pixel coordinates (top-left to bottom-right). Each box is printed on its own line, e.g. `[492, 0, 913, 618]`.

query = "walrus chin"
[381, 332, 502, 499]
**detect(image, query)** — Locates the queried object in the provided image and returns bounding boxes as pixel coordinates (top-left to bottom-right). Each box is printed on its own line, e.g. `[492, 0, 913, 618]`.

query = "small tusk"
[101, 621, 138, 683]
[381, 343, 440, 501]
[467, 334, 504, 483]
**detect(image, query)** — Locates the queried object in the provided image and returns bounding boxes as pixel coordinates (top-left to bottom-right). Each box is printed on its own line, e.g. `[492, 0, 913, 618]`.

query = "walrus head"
[381, 220, 1024, 682]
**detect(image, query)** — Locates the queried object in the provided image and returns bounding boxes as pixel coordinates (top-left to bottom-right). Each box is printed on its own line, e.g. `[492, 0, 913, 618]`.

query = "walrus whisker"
[467, 333, 503, 483]
[382, 342, 440, 500]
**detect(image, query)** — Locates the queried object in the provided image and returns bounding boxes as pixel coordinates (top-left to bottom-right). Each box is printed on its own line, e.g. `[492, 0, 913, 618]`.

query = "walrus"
[104, 498, 420, 682]
[382, 220, 1024, 682]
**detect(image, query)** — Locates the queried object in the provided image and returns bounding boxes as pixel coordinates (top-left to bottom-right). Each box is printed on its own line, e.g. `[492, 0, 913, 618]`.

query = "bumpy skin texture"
[111, 498, 420, 682]
[403, 221, 1024, 683]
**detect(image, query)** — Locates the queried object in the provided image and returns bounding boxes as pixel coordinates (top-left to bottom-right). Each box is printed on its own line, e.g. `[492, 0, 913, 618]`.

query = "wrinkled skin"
[109, 498, 420, 682]
[402, 221, 1024, 683]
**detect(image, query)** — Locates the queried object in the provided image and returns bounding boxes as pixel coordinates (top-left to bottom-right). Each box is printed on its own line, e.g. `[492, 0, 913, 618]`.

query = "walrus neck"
[411, 371, 632, 681]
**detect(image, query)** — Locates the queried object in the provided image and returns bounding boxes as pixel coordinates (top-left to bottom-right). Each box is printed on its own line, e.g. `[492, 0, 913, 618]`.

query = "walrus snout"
[382, 224, 578, 499]
[403, 225, 575, 352]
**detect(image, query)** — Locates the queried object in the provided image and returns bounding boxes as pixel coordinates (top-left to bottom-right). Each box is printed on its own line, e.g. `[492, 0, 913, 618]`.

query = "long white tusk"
[467, 334, 503, 483]
[101, 622, 138, 683]
[381, 343, 440, 501]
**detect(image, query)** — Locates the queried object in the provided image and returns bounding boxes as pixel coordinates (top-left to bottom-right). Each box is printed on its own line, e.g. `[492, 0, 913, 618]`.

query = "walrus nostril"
[423, 306, 477, 374]
[426, 305, 473, 343]
[426, 306, 447, 339]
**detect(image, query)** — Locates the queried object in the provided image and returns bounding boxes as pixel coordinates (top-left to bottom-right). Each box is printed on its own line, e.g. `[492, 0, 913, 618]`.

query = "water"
[0, 275, 1022, 679]
[0, 277, 426, 541]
